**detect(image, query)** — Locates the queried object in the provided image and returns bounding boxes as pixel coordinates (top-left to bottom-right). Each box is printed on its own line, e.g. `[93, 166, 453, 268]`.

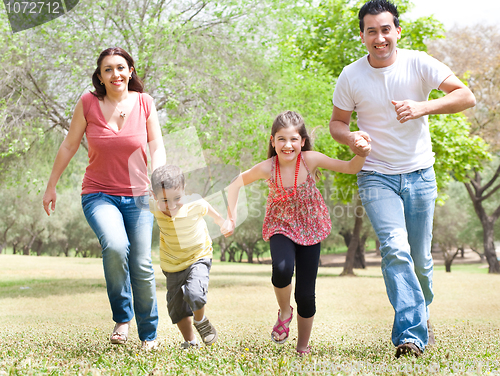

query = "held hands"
[391, 100, 426, 123]
[220, 218, 235, 238]
[349, 131, 371, 157]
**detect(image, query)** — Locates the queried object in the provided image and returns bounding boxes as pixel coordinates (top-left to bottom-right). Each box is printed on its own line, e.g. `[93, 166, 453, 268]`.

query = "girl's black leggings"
[270, 234, 321, 319]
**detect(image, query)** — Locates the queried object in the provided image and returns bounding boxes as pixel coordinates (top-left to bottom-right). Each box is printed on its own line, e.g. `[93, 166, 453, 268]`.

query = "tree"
[433, 185, 471, 272]
[433, 179, 492, 272]
[0, 0, 293, 176]
[429, 25, 500, 273]
[0, 0, 301, 257]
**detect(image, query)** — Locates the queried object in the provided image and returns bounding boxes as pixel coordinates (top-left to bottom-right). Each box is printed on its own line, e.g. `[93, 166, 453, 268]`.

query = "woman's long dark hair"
[91, 47, 144, 100]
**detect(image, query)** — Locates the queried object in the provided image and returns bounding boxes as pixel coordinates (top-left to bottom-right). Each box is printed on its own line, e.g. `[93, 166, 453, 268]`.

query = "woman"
[43, 47, 166, 349]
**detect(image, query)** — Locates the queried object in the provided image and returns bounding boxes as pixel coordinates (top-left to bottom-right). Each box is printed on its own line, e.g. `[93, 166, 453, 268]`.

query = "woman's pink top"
[262, 155, 332, 246]
[81, 91, 152, 196]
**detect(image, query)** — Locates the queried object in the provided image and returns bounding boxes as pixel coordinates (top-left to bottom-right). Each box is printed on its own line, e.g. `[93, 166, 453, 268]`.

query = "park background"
[0, 0, 499, 374]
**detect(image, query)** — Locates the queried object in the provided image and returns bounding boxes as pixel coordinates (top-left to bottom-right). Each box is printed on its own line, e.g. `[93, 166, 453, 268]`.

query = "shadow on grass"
[316, 273, 383, 279]
[210, 270, 271, 278]
[209, 279, 268, 288]
[0, 278, 106, 299]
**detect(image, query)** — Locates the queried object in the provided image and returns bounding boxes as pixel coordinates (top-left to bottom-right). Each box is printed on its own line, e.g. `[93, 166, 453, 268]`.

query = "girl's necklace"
[273, 153, 301, 203]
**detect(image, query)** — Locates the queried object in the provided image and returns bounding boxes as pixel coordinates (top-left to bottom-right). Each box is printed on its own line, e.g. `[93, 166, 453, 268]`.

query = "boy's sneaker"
[194, 317, 218, 345]
[181, 340, 199, 349]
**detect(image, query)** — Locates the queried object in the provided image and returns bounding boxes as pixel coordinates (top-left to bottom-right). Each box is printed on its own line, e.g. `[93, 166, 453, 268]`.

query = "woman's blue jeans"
[357, 167, 437, 351]
[82, 193, 158, 341]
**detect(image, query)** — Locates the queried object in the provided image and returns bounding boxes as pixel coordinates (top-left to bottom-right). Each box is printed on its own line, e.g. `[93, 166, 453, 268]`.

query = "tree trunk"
[464, 169, 500, 274]
[218, 237, 232, 262]
[340, 202, 364, 276]
[470, 247, 485, 261]
[12, 240, 19, 255]
[444, 248, 459, 272]
[1, 220, 15, 254]
[246, 243, 254, 264]
[444, 259, 452, 273]
[482, 221, 499, 273]
[33, 239, 43, 256]
[228, 249, 236, 262]
[354, 232, 368, 269]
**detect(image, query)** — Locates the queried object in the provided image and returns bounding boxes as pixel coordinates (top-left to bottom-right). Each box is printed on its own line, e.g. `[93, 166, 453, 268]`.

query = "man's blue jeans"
[357, 167, 437, 351]
[82, 193, 158, 341]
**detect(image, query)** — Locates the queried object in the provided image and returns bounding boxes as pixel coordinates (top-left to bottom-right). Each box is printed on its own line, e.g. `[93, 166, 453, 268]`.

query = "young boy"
[150, 164, 225, 348]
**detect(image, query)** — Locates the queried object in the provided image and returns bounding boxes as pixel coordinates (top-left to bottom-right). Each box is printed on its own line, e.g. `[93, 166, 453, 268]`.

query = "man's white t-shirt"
[333, 49, 453, 174]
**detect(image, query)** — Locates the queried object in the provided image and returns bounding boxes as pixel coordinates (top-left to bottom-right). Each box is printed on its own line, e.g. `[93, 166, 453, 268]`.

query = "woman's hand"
[42, 187, 57, 216]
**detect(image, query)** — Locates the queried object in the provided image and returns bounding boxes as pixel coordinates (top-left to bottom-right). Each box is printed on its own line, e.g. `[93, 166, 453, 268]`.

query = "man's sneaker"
[194, 317, 218, 345]
[395, 342, 422, 358]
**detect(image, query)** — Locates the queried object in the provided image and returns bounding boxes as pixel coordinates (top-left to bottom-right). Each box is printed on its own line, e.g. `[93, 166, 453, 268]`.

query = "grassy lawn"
[0, 255, 499, 375]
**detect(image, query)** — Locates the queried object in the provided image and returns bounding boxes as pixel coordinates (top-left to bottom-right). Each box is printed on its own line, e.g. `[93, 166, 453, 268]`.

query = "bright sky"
[406, 0, 500, 29]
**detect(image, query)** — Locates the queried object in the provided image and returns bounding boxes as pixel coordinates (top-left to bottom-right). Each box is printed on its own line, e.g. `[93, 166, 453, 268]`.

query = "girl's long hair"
[91, 47, 144, 100]
[267, 111, 313, 159]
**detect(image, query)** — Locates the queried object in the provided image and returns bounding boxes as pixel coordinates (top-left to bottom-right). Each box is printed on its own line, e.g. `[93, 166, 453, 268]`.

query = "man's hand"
[391, 100, 426, 123]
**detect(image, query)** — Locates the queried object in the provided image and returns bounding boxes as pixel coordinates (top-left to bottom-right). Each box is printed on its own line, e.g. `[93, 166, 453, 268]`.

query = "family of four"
[42, 0, 475, 358]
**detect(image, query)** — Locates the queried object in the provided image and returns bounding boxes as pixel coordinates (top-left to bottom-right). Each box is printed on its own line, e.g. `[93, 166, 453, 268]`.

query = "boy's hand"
[220, 219, 235, 237]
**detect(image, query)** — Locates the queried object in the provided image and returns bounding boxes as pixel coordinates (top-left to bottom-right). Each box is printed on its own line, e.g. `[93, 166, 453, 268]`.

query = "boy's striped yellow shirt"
[150, 197, 213, 273]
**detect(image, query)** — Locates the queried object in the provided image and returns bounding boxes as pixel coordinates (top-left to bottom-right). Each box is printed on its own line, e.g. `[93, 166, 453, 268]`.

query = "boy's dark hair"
[151, 165, 185, 195]
[359, 0, 399, 32]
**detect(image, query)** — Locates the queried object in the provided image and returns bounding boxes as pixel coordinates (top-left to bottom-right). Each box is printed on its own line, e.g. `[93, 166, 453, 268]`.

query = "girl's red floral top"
[262, 155, 332, 245]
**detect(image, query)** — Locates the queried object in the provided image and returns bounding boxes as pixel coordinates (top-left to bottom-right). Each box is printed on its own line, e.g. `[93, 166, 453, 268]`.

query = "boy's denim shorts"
[163, 258, 212, 324]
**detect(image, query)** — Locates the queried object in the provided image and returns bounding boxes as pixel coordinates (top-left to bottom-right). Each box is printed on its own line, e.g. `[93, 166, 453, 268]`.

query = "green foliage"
[290, 0, 363, 77]
[290, 0, 444, 78]
[430, 113, 491, 193]
[399, 16, 445, 51]
[0, 0, 492, 257]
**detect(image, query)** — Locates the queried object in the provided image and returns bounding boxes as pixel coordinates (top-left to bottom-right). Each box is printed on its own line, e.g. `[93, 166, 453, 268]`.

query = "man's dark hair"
[359, 0, 399, 32]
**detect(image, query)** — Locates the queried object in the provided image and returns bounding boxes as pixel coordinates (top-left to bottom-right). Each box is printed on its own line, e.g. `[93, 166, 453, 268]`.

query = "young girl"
[221, 111, 370, 354]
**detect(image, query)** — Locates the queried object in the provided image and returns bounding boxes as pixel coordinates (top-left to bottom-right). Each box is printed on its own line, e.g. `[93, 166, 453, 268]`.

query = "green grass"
[0, 255, 499, 375]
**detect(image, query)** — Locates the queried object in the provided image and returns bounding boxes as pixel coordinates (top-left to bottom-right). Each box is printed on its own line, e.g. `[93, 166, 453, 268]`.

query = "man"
[330, 0, 475, 358]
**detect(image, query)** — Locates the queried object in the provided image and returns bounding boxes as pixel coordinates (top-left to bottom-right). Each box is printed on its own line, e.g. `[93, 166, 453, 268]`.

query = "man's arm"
[391, 74, 476, 124]
[329, 105, 371, 157]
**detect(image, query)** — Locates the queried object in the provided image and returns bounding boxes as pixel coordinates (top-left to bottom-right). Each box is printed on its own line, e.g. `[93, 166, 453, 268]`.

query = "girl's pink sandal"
[271, 306, 293, 344]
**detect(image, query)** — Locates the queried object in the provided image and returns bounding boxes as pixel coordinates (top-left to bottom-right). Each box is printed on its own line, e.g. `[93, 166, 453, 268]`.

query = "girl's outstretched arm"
[221, 159, 271, 237]
[303, 139, 370, 175]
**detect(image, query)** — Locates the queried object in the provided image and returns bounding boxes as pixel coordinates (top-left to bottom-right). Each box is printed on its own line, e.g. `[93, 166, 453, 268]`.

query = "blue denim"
[81, 193, 158, 341]
[357, 166, 437, 351]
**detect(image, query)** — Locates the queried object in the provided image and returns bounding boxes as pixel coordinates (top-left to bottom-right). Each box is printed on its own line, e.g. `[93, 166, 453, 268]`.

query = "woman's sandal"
[110, 322, 130, 345]
[271, 306, 293, 344]
[110, 331, 128, 345]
